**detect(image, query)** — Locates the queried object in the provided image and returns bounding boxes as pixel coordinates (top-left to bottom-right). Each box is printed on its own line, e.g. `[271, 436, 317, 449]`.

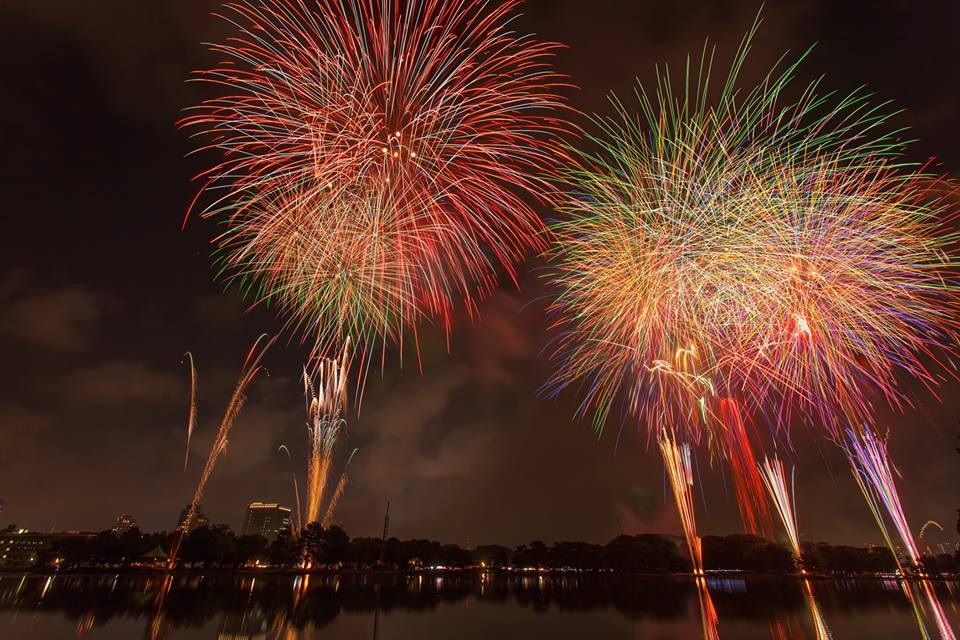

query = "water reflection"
[0, 572, 956, 639]
[696, 577, 719, 640]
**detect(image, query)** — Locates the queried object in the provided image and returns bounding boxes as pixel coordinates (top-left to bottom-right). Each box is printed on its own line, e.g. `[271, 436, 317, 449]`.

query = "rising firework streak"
[303, 338, 351, 527]
[181, 351, 198, 472]
[171, 334, 276, 566]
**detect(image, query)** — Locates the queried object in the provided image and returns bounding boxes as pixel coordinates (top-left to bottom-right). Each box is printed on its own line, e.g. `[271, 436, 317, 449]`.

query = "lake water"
[1, 572, 957, 639]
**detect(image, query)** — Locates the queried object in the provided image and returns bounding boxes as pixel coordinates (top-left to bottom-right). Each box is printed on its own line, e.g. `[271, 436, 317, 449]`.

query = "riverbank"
[3, 566, 956, 582]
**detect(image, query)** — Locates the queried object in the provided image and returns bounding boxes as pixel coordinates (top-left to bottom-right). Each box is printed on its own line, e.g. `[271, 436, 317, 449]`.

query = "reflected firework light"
[917, 580, 957, 640]
[696, 577, 720, 640]
[803, 579, 833, 640]
[901, 580, 933, 640]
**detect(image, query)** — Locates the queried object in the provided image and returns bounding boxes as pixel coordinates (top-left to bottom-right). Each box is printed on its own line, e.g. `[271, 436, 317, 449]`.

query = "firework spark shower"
[543, 14, 960, 585]
[182, 0, 571, 369]
[545, 22, 959, 439]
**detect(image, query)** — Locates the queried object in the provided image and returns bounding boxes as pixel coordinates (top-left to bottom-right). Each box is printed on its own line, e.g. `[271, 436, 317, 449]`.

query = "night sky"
[1, 0, 958, 549]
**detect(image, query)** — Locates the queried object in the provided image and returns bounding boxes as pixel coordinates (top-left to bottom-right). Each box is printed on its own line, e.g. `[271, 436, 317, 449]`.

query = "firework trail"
[183, 0, 571, 368]
[303, 338, 351, 526]
[147, 574, 173, 640]
[182, 352, 198, 472]
[658, 428, 703, 576]
[717, 398, 771, 536]
[322, 448, 358, 527]
[758, 456, 801, 558]
[844, 427, 920, 569]
[171, 335, 276, 565]
[278, 445, 303, 534]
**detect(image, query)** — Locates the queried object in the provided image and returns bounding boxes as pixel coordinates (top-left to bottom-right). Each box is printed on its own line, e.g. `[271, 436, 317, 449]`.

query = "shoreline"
[2, 567, 955, 581]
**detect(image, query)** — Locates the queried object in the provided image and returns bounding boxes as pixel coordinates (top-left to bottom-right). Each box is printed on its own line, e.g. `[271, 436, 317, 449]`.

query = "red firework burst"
[182, 0, 571, 363]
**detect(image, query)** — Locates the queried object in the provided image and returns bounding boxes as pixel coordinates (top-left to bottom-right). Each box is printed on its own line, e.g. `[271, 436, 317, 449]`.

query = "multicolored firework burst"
[544, 14, 959, 567]
[546, 23, 957, 438]
[183, 0, 571, 367]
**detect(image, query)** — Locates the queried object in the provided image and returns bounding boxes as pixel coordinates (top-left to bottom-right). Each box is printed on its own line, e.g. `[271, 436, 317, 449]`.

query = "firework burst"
[545, 44, 958, 439]
[183, 0, 571, 366]
[544, 15, 959, 574]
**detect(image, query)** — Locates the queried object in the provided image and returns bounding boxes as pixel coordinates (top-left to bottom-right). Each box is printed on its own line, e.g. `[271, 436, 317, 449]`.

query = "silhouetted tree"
[801, 541, 897, 574]
[233, 535, 269, 565]
[269, 530, 301, 566]
[549, 541, 606, 570]
[472, 544, 511, 567]
[606, 535, 689, 573]
[180, 526, 236, 567]
[345, 536, 382, 566]
[921, 553, 958, 576]
[702, 535, 794, 573]
[512, 540, 549, 568]
[439, 544, 471, 567]
[302, 524, 349, 565]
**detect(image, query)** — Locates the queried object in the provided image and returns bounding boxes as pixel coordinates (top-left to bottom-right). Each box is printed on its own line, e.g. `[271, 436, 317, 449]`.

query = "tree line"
[8, 523, 953, 576]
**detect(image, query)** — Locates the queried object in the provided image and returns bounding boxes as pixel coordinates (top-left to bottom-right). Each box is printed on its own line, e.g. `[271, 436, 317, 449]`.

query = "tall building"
[111, 514, 137, 536]
[241, 502, 291, 539]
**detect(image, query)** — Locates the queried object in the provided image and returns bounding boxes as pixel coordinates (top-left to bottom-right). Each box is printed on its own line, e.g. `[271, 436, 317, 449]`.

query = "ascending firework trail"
[172, 335, 276, 566]
[182, 0, 572, 531]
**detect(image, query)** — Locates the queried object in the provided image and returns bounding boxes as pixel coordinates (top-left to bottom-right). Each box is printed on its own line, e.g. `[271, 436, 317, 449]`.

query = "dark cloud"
[2, 0, 220, 123]
[63, 359, 182, 406]
[0, 271, 116, 352]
